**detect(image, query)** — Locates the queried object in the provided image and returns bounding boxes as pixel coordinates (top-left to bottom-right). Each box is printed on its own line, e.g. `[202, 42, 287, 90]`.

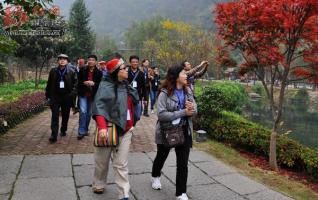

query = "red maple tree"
[215, 0, 318, 170]
[215, 45, 237, 79]
[3, 3, 60, 29]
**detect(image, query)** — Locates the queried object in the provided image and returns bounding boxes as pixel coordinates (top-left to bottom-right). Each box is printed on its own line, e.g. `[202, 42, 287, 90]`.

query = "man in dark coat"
[127, 55, 145, 121]
[45, 54, 78, 143]
[77, 55, 102, 140]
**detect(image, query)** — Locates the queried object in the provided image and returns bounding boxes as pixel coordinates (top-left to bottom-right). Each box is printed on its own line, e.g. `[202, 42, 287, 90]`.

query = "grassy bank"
[194, 140, 318, 200]
[0, 80, 46, 103]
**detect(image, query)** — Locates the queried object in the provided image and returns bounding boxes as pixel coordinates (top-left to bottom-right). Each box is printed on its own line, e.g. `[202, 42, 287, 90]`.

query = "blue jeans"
[150, 90, 157, 110]
[78, 96, 92, 135]
[135, 101, 142, 121]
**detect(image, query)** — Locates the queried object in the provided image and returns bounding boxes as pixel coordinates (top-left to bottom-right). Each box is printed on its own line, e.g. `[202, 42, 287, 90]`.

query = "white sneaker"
[176, 193, 188, 200]
[151, 177, 162, 190]
[151, 110, 154, 114]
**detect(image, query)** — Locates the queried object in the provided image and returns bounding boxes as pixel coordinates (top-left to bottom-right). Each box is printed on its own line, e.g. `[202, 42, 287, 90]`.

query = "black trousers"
[143, 87, 150, 114]
[50, 96, 71, 138]
[152, 144, 190, 196]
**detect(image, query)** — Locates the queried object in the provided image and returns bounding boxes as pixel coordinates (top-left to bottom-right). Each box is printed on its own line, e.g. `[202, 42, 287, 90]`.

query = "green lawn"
[0, 80, 46, 103]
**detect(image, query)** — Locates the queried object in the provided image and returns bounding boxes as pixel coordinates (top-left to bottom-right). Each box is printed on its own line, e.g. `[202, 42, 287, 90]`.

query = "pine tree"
[68, 0, 95, 61]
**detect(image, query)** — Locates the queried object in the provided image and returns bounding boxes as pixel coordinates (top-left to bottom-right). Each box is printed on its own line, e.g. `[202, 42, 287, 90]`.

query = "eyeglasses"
[119, 66, 129, 71]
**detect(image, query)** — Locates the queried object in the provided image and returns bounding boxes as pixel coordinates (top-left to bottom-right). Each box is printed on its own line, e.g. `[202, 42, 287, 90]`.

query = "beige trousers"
[93, 131, 132, 199]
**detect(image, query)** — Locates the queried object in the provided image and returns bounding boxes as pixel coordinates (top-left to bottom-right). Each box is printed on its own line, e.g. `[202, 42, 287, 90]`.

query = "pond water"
[244, 91, 318, 148]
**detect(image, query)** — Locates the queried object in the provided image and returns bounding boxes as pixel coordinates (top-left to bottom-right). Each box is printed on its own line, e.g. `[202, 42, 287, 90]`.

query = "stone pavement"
[0, 110, 156, 155]
[0, 152, 293, 200]
[0, 110, 293, 200]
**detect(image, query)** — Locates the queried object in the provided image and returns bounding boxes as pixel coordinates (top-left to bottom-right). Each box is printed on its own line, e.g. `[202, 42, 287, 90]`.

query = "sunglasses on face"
[119, 66, 129, 71]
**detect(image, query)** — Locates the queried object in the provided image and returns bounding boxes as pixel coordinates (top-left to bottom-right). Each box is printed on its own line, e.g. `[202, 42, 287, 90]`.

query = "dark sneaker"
[72, 108, 79, 115]
[84, 132, 89, 136]
[49, 136, 57, 143]
[77, 134, 85, 140]
[60, 132, 67, 137]
[144, 113, 150, 117]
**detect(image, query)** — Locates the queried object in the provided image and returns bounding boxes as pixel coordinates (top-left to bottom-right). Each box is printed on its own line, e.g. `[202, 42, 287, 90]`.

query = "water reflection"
[244, 89, 318, 148]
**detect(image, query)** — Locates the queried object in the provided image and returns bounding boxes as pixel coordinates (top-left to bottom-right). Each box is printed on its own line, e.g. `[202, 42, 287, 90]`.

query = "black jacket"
[45, 66, 77, 100]
[143, 67, 151, 89]
[128, 67, 146, 100]
[78, 66, 102, 99]
[151, 74, 161, 91]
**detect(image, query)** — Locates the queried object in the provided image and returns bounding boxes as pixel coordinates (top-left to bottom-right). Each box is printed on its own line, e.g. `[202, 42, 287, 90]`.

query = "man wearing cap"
[77, 58, 86, 72]
[77, 55, 103, 140]
[98, 61, 107, 78]
[92, 58, 139, 200]
[72, 58, 86, 115]
[45, 54, 78, 143]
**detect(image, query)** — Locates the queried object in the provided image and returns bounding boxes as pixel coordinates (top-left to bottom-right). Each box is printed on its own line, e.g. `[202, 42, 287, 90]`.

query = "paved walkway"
[0, 110, 156, 154]
[0, 110, 293, 200]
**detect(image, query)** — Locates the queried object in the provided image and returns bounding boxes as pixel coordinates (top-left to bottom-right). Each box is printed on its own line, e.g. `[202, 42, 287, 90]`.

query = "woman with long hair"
[151, 65, 197, 200]
[91, 58, 139, 200]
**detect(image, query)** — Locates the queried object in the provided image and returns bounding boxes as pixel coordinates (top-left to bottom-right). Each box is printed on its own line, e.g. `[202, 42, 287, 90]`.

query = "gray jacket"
[155, 88, 197, 144]
[92, 77, 139, 133]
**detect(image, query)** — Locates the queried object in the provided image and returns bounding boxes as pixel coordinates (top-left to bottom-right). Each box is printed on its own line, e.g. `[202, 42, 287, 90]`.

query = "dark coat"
[45, 66, 78, 101]
[127, 67, 146, 100]
[143, 67, 151, 88]
[78, 66, 102, 99]
[151, 74, 161, 91]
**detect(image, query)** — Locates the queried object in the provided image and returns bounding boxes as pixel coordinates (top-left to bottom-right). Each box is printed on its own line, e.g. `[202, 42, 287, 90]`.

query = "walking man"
[141, 59, 151, 117]
[127, 55, 145, 120]
[45, 54, 78, 143]
[77, 55, 103, 140]
[72, 58, 86, 114]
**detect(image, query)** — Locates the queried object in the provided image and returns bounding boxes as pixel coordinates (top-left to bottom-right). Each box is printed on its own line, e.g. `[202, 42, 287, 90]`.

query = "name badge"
[155, 82, 158, 86]
[132, 81, 137, 88]
[127, 110, 131, 120]
[172, 118, 181, 125]
[59, 81, 65, 89]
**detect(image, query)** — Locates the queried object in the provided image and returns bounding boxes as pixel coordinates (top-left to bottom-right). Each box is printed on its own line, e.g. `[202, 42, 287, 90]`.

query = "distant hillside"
[53, 0, 225, 40]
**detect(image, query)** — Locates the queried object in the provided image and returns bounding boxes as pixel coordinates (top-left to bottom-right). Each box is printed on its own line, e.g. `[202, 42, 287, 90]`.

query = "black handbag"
[160, 119, 187, 148]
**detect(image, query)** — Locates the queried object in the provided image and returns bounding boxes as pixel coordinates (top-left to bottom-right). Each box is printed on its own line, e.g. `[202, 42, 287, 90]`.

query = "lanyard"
[130, 70, 139, 82]
[144, 68, 148, 79]
[59, 67, 67, 81]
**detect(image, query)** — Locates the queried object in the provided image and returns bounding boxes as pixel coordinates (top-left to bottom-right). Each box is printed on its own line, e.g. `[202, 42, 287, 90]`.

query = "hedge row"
[194, 83, 318, 180]
[0, 91, 47, 134]
[209, 111, 318, 180]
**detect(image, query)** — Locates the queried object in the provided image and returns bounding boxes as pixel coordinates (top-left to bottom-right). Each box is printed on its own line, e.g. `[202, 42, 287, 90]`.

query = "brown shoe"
[93, 187, 104, 194]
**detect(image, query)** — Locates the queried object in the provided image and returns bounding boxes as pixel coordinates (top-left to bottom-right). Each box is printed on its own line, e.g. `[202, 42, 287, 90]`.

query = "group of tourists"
[45, 53, 208, 200]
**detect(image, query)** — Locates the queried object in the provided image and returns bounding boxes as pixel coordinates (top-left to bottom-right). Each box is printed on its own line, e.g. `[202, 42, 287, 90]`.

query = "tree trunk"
[35, 65, 39, 89]
[269, 129, 279, 171]
[39, 59, 46, 84]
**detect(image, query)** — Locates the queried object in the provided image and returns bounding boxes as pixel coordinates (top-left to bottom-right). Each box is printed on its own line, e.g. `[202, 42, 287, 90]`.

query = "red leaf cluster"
[216, 46, 237, 68]
[3, 5, 29, 28]
[215, 0, 318, 80]
[3, 4, 61, 29]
